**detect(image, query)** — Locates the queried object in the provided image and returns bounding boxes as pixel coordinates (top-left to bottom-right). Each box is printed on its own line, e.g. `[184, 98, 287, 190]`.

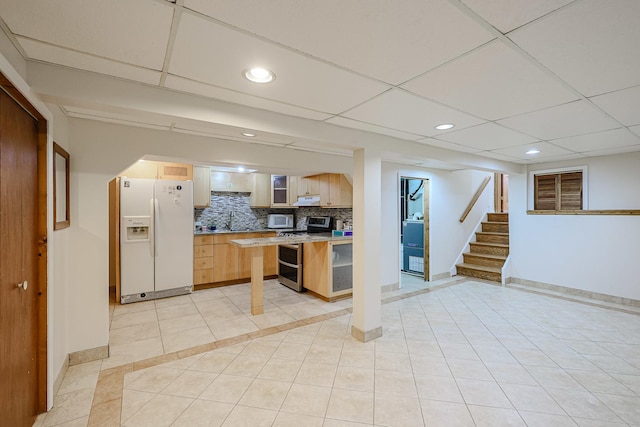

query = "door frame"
[399, 175, 430, 281]
[0, 72, 48, 413]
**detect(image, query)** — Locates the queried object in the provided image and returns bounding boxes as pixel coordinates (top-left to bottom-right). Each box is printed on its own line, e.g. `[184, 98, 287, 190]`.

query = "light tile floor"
[36, 277, 640, 426]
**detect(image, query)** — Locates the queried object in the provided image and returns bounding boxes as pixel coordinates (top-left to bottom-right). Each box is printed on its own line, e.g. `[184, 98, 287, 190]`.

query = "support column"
[351, 147, 383, 342]
[250, 247, 264, 315]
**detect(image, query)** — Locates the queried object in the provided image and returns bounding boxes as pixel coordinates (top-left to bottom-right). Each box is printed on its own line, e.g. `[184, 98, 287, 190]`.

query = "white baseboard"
[507, 277, 640, 308]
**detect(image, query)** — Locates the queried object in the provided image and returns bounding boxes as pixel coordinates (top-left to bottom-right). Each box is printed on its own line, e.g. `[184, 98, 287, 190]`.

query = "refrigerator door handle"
[154, 198, 160, 257]
[149, 198, 155, 257]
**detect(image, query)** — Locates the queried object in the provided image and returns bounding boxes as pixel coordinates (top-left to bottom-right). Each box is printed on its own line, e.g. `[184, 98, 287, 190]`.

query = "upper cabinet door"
[193, 166, 211, 208]
[271, 175, 290, 207]
[250, 174, 271, 207]
[318, 174, 353, 208]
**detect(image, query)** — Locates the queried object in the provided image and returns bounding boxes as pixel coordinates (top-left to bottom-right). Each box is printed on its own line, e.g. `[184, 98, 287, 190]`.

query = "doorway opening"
[400, 176, 429, 281]
[494, 173, 509, 213]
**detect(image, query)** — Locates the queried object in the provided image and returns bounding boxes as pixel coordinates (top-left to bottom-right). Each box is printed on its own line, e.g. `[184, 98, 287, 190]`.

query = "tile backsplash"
[194, 192, 353, 231]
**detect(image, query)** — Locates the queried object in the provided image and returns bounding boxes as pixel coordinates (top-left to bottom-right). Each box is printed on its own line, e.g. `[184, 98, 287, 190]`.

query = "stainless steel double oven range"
[269, 215, 333, 292]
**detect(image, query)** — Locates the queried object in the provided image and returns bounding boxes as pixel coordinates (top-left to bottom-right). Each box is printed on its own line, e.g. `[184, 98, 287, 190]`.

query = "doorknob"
[18, 280, 28, 291]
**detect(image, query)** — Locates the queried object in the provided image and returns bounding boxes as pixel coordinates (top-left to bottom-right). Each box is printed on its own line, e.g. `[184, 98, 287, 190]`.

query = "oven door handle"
[279, 244, 299, 250]
[279, 260, 300, 269]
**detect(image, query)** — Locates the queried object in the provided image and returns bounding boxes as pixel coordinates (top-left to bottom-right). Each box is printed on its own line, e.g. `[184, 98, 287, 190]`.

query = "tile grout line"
[86, 278, 465, 426]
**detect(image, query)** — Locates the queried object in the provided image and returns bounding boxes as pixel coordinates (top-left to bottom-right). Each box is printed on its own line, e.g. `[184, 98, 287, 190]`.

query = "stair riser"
[482, 222, 509, 233]
[476, 233, 509, 245]
[488, 213, 508, 222]
[470, 243, 509, 256]
[463, 254, 506, 268]
[457, 266, 502, 282]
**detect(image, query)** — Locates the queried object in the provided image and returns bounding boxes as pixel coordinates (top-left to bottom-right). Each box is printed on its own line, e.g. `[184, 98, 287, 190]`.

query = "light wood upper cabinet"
[308, 173, 353, 208]
[250, 174, 271, 208]
[271, 175, 291, 207]
[295, 176, 321, 197]
[210, 171, 253, 192]
[193, 166, 211, 208]
[120, 160, 193, 181]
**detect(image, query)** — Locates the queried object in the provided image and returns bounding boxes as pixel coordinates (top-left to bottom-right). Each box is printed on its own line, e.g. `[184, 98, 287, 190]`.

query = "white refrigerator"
[120, 178, 194, 304]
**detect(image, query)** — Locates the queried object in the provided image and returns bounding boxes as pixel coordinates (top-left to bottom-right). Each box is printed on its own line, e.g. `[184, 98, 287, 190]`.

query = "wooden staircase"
[456, 213, 509, 282]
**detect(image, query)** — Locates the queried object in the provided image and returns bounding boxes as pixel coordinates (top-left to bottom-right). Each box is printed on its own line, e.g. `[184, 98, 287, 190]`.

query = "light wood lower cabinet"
[194, 232, 277, 286]
[303, 240, 352, 300]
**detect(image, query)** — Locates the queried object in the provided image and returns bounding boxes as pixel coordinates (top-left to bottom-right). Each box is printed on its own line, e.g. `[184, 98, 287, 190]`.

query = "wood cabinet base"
[305, 288, 352, 303]
[194, 275, 278, 291]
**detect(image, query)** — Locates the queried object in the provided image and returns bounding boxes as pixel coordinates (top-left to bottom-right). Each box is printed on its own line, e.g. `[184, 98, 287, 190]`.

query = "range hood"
[293, 195, 320, 206]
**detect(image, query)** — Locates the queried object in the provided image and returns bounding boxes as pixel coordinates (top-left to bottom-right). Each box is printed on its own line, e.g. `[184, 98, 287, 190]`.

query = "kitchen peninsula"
[231, 234, 353, 314]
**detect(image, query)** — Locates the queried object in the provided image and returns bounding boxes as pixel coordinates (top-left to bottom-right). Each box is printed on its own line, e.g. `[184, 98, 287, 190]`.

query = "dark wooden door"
[0, 89, 40, 427]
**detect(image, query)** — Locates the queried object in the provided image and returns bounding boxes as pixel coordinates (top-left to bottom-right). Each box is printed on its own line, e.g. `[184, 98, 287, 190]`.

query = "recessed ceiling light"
[241, 132, 256, 137]
[237, 166, 245, 172]
[434, 123, 454, 130]
[526, 149, 541, 155]
[243, 67, 275, 83]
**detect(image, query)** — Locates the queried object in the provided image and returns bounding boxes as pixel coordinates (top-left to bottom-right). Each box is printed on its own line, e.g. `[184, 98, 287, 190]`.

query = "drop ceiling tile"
[286, 141, 353, 157]
[164, 75, 332, 121]
[170, 121, 295, 146]
[1, 0, 172, 69]
[171, 127, 288, 147]
[475, 151, 521, 162]
[341, 89, 485, 137]
[550, 128, 639, 153]
[460, 0, 574, 33]
[590, 85, 640, 127]
[168, 13, 388, 115]
[183, 0, 495, 85]
[417, 138, 483, 153]
[402, 40, 577, 120]
[631, 125, 640, 138]
[435, 122, 540, 150]
[489, 141, 573, 160]
[18, 37, 161, 85]
[509, 0, 640, 96]
[496, 100, 620, 140]
[526, 153, 587, 163]
[580, 145, 640, 157]
[63, 106, 172, 128]
[325, 117, 423, 141]
[65, 111, 170, 131]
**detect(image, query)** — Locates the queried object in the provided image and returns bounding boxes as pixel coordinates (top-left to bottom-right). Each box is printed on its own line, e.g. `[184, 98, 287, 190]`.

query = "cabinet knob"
[18, 280, 28, 291]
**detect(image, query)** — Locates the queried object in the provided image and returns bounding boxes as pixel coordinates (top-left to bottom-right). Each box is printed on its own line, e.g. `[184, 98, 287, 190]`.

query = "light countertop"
[194, 228, 308, 236]
[230, 234, 352, 248]
[194, 229, 274, 235]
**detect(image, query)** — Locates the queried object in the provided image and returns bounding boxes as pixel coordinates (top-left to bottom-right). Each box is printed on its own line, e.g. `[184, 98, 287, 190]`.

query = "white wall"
[66, 118, 355, 352]
[510, 152, 640, 300]
[66, 118, 503, 352]
[48, 104, 70, 397]
[381, 164, 494, 286]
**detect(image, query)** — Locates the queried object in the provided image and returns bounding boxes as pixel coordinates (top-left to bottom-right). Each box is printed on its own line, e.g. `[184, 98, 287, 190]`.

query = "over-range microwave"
[267, 213, 294, 229]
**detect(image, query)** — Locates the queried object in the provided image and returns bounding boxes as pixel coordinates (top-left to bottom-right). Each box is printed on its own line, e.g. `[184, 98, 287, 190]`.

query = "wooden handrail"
[459, 176, 491, 223]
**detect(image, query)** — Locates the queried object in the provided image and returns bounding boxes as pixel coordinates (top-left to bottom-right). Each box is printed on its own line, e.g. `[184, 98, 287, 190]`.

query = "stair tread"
[464, 253, 507, 260]
[456, 263, 502, 273]
[476, 231, 509, 235]
[482, 221, 509, 225]
[470, 241, 509, 248]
